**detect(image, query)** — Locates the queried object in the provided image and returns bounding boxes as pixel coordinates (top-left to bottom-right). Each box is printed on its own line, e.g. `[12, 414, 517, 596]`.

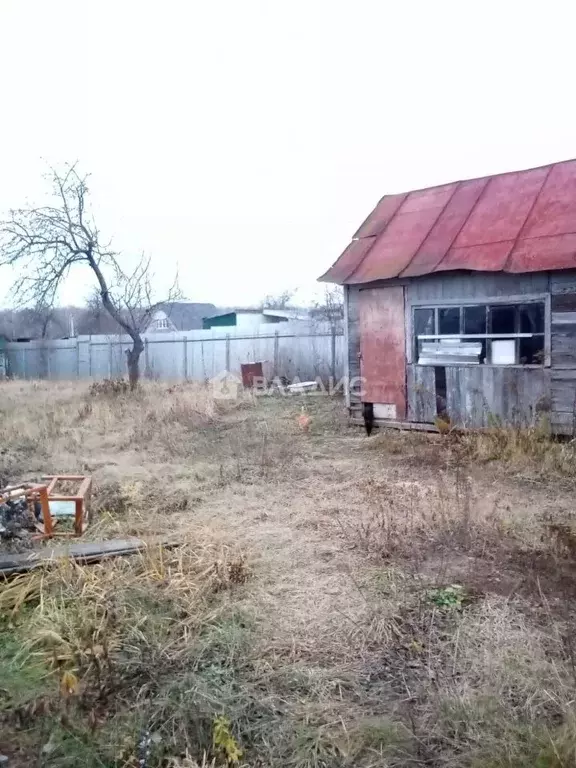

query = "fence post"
[21, 348, 26, 379]
[330, 328, 336, 387]
[273, 330, 279, 376]
[88, 341, 93, 377]
[108, 342, 112, 378]
[75, 340, 80, 379]
[183, 336, 188, 380]
[225, 334, 230, 372]
[144, 339, 149, 378]
[47, 346, 51, 380]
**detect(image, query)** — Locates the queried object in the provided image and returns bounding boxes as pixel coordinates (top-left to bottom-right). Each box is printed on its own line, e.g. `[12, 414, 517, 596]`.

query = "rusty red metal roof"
[320, 159, 576, 284]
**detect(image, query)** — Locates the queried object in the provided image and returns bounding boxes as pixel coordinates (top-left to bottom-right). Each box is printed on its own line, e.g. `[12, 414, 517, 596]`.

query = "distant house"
[144, 302, 218, 334]
[320, 157, 576, 435]
[159, 302, 218, 331]
[145, 309, 177, 333]
[202, 308, 307, 330]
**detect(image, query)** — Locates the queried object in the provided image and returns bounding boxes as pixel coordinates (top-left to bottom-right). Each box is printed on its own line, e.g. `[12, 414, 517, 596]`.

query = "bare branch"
[0, 163, 181, 389]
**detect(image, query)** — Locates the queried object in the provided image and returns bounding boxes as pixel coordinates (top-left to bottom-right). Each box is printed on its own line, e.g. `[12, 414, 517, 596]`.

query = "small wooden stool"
[42, 475, 92, 536]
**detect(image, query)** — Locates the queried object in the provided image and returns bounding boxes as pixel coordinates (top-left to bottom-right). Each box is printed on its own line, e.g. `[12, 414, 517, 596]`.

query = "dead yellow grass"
[2, 381, 576, 766]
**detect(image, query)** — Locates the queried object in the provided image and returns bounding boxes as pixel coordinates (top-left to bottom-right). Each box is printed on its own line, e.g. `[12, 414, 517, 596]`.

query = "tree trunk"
[126, 336, 144, 391]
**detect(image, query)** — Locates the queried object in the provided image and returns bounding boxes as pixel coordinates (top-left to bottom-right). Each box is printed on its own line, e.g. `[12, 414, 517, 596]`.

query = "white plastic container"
[491, 339, 516, 365]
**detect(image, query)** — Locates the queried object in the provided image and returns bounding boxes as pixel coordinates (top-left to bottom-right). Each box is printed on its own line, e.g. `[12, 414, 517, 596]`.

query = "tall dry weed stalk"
[460, 420, 576, 477]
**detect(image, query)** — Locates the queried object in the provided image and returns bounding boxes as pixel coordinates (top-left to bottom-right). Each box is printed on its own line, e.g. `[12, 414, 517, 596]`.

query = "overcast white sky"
[0, 0, 575, 308]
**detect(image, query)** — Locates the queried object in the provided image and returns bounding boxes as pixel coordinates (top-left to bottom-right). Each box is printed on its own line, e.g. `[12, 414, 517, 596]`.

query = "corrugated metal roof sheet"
[320, 159, 576, 284]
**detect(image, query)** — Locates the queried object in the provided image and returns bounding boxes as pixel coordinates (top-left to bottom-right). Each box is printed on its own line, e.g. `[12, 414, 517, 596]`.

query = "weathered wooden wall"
[345, 285, 363, 419]
[550, 272, 576, 433]
[407, 365, 551, 427]
[347, 270, 576, 434]
[406, 365, 436, 422]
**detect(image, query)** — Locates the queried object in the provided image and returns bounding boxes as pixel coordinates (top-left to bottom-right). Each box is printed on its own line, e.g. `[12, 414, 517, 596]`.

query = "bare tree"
[77, 291, 117, 336]
[312, 285, 343, 333]
[0, 164, 180, 389]
[261, 289, 295, 310]
[0, 305, 82, 340]
[28, 303, 65, 339]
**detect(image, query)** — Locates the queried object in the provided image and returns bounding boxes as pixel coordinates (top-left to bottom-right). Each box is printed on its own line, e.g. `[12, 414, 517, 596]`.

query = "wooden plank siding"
[551, 329, 576, 367]
[407, 271, 550, 301]
[407, 365, 436, 422]
[405, 364, 551, 427]
[549, 275, 576, 432]
[551, 293, 576, 369]
[346, 285, 362, 417]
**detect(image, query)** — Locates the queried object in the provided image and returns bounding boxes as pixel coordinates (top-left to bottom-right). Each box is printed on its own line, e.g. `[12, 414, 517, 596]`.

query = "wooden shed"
[320, 159, 576, 434]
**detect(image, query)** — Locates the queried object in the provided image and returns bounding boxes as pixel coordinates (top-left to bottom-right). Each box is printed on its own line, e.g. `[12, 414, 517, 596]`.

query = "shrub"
[88, 378, 130, 397]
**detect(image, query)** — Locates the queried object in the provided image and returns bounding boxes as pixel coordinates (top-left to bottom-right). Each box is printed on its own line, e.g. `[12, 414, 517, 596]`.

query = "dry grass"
[1, 539, 253, 767]
[458, 420, 576, 478]
[2, 380, 576, 766]
[368, 419, 576, 480]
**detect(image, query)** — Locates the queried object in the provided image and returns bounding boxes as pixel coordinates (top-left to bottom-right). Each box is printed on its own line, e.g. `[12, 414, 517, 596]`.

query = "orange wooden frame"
[42, 475, 92, 537]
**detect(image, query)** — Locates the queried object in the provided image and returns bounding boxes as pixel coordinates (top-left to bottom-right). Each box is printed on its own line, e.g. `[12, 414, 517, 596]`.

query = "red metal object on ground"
[358, 286, 406, 417]
[320, 159, 576, 284]
[240, 362, 264, 388]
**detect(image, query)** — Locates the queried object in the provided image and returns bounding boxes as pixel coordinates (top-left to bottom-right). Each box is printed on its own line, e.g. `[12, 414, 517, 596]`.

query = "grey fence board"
[5, 324, 345, 384]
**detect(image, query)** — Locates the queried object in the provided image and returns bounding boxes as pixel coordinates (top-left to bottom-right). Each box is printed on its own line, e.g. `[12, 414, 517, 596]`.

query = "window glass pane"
[520, 303, 544, 334]
[414, 308, 435, 336]
[463, 305, 486, 335]
[519, 336, 545, 365]
[438, 307, 460, 334]
[491, 305, 516, 334]
[414, 308, 434, 360]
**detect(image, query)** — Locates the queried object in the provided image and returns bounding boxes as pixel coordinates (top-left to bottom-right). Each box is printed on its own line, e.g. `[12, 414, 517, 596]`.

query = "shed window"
[463, 305, 486, 335]
[414, 308, 435, 359]
[414, 301, 546, 366]
[491, 305, 515, 334]
[438, 307, 460, 334]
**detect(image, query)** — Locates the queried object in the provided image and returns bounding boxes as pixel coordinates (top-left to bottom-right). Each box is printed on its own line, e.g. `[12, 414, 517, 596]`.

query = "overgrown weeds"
[88, 378, 131, 397]
[338, 470, 511, 563]
[4, 381, 576, 767]
[369, 419, 576, 480]
[0, 541, 256, 766]
[459, 420, 576, 477]
[357, 587, 576, 767]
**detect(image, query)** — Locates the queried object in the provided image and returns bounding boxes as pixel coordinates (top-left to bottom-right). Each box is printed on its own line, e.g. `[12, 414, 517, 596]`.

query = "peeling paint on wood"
[359, 286, 406, 417]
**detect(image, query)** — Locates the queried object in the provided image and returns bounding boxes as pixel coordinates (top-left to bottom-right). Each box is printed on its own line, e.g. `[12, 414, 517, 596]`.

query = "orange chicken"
[297, 406, 312, 433]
